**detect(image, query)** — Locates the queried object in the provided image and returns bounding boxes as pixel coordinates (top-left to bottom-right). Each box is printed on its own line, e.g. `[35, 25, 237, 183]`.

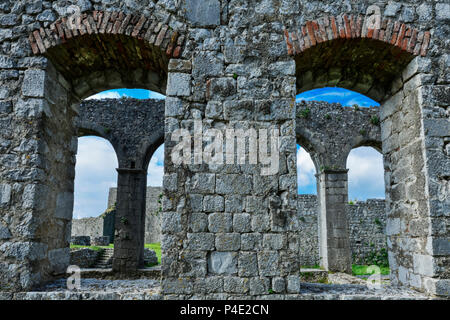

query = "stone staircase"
[93, 248, 114, 269]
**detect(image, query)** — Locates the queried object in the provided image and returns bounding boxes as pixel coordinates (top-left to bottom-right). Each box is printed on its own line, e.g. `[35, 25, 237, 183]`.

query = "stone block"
[238, 252, 258, 276]
[165, 97, 185, 117]
[166, 73, 191, 96]
[258, 251, 280, 276]
[0, 184, 11, 206]
[272, 277, 286, 293]
[183, 0, 220, 27]
[186, 173, 215, 194]
[185, 233, 215, 251]
[223, 276, 249, 294]
[215, 233, 240, 251]
[208, 251, 238, 275]
[241, 233, 262, 251]
[189, 213, 208, 232]
[22, 69, 46, 98]
[203, 195, 224, 212]
[161, 212, 182, 233]
[287, 275, 301, 293]
[225, 195, 243, 213]
[193, 51, 224, 78]
[233, 214, 251, 233]
[249, 277, 270, 295]
[205, 101, 223, 119]
[208, 78, 236, 100]
[55, 192, 73, 221]
[263, 234, 286, 250]
[71, 236, 91, 246]
[216, 174, 252, 194]
[208, 213, 232, 233]
[0, 223, 11, 240]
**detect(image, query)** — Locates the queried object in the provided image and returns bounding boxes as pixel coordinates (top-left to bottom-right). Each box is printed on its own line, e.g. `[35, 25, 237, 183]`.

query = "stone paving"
[1, 272, 437, 300]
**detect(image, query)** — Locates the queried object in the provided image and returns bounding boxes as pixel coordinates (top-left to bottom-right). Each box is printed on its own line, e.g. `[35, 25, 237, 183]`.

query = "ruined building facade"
[0, 0, 448, 298]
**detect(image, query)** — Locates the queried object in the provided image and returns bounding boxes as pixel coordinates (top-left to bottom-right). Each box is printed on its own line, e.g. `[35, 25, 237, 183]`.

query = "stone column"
[112, 168, 147, 272]
[317, 169, 352, 273]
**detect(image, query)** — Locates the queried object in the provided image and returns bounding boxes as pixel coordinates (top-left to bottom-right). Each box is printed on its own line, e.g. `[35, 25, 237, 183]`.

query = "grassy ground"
[70, 242, 162, 265]
[301, 264, 390, 276]
[352, 264, 390, 276]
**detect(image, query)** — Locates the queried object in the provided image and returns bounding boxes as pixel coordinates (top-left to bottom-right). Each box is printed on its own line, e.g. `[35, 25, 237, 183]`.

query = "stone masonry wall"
[1, 0, 448, 297]
[297, 195, 387, 267]
[71, 217, 104, 241]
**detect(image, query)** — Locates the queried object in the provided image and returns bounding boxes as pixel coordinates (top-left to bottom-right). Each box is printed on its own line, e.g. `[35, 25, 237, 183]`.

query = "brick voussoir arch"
[28, 10, 186, 58]
[284, 14, 431, 57]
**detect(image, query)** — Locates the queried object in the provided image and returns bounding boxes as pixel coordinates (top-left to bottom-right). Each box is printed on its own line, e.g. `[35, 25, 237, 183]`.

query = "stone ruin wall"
[72, 191, 387, 267]
[297, 195, 387, 266]
[0, 0, 448, 298]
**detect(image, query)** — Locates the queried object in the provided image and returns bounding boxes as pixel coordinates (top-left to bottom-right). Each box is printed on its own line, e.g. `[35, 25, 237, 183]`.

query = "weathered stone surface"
[0, 0, 447, 299]
[208, 252, 238, 275]
[215, 233, 240, 251]
[70, 236, 91, 246]
[183, 0, 220, 27]
[22, 69, 46, 97]
[208, 213, 232, 233]
[70, 248, 99, 268]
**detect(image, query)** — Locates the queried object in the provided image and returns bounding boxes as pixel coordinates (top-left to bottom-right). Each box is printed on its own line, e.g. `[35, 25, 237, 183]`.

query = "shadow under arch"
[285, 15, 429, 102]
[29, 10, 187, 99]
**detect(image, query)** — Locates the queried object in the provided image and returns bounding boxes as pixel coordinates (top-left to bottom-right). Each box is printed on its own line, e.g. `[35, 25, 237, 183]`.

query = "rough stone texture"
[71, 209, 115, 244]
[0, 0, 447, 299]
[144, 248, 158, 266]
[69, 248, 100, 268]
[91, 236, 110, 247]
[297, 195, 388, 267]
[73, 186, 163, 244]
[70, 236, 91, 247]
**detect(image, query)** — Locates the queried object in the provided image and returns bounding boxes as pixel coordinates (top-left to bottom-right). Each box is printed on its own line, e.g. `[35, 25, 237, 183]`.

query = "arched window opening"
[71, 88, 165, 269]
[347, 146, 389, 277]
[347, 147, 385, 201]
[70, 135, 118, 267]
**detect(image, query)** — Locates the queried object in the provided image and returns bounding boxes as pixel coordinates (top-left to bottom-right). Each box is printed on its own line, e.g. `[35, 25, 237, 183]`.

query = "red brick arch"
[284, 14, 431, 57]
[28, 10, 185, 58]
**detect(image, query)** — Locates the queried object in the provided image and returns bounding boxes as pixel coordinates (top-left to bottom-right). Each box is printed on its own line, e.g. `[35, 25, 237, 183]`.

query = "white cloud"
[85, 91, 123, 100]
[148, 91, 166, 100]
[147, 144, 164, 186]
[297, 147, 316, 187]
[73, 137, 118, 218]
[347, 147, 385, 200]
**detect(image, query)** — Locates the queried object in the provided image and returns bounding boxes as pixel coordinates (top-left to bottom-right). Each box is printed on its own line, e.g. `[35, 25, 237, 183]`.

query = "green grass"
[352, 264, 390, 276]
[70, 244, 111, 251]
[70, 242, 162, 265]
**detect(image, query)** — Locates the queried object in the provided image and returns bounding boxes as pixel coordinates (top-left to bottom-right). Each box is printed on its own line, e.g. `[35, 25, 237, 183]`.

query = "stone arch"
[11, 7, 186, 284]
[287, 9, 447, 296]
[28, 10, 186, 98]
[284, 15, 431, 101]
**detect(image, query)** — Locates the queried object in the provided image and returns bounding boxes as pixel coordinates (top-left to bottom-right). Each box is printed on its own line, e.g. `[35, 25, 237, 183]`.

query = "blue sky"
[73, 87, 384, 219]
